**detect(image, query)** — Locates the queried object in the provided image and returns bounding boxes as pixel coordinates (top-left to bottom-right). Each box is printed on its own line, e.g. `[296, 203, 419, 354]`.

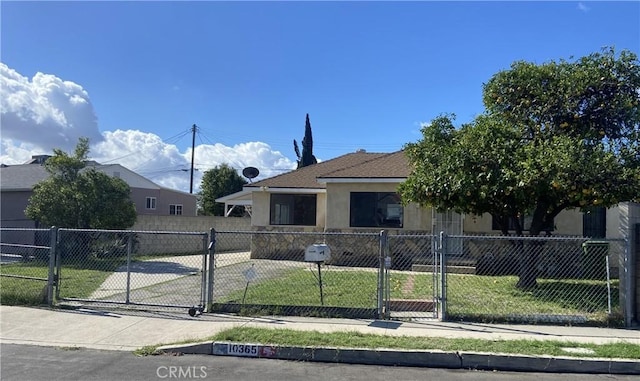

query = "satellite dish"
[242, 166, 259, 183]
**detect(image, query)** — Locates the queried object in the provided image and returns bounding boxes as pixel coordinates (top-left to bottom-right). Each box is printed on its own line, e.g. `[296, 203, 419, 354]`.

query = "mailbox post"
[305, 244, 331, 306]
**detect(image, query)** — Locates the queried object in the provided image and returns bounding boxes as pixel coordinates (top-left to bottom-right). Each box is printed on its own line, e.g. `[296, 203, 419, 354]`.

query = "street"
[0, 344, 636, 381]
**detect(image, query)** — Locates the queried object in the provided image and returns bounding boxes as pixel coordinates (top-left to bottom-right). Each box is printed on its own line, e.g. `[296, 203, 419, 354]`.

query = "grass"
[138, 326, 640, 360]
[0, 263, 50, 305]
[57, 257, 128, 299]
[219, 267, 619, 324]
[1, 256, 622, 326]
[0, 256, 128, 305]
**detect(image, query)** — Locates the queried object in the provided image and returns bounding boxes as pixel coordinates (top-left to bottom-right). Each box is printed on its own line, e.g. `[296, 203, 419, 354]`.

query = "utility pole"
[190, 124, 197, 194]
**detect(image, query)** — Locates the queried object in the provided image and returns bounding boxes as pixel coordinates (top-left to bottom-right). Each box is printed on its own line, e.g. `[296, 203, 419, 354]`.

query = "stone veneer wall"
[249, 226, 429, 269]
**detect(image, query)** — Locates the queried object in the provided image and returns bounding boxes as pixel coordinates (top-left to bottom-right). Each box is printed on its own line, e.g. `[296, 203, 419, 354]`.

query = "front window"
[146, 197, 156, 210]
[169, 204, 183, 215]
[492, 215, 554, 232]
[350, 192, 403, 228]
[270, 194, 317, 226]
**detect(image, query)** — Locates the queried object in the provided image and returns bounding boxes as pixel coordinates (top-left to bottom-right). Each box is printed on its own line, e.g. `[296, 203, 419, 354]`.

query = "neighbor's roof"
[247, 150, 409, 190]
[0, 164, 50, 191]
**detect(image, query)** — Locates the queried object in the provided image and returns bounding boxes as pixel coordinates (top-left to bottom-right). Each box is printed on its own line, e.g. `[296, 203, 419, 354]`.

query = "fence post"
[377, 230, 387, 319]
[206, 228, 216, 313]
[55, 229, 62, 300]
[627, 224, 639, 327]
[125, 232, 133, 304]
[47, 227, 57, 306]
[439, 231, 448, 321]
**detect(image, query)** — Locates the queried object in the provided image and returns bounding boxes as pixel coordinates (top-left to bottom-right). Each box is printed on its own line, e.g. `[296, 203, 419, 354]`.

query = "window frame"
[349, 191, 403, 228]
[169, 204, 183, 215]
[146, 197, 157, 210]
[269, 193, 317, 226]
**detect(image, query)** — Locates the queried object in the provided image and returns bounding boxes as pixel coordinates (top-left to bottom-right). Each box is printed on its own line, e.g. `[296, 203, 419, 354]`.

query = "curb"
[154, 342, 640, 375]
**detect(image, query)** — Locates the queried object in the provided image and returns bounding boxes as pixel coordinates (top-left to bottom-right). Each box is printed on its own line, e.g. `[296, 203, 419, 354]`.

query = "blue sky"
[1, 1, 639, 192]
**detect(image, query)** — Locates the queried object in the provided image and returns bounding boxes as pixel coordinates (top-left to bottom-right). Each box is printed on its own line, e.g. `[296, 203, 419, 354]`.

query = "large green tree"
[25, 138, 137, 229]
[399, 48, 640, 289]
[199, 163, 248, 216]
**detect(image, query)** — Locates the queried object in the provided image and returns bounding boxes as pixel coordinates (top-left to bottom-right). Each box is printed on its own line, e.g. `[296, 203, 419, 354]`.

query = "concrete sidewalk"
[1, 305, 639, 374]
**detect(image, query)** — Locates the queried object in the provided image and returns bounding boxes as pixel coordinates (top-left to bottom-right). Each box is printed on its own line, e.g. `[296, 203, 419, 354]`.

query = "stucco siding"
[0, 191, 35, 227]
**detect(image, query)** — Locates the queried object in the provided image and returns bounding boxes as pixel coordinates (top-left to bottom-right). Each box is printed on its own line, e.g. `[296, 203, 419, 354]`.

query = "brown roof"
[318, 150, 409, 180]
[247, 150, 408, 189]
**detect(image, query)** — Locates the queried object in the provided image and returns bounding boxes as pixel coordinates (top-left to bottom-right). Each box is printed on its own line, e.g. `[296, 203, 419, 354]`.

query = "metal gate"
[381, 231, 441, 320]
[56, 228, 211, 311]
[0, 227, 56, 306]
[208, 229, 384, 319]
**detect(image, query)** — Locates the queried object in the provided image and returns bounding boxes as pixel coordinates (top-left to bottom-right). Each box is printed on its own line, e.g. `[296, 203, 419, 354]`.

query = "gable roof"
[246, 150, 408, 190]
[0, 161, 193, 197]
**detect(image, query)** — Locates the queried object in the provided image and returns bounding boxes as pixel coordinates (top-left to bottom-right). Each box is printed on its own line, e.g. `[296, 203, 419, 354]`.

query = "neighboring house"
[0, 155, 197, 229]
[218, 149, 637, 239]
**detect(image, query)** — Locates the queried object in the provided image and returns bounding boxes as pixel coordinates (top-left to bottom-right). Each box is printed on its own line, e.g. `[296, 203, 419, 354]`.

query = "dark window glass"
[350, 192, 403, 228]
[583, 207, 606, 238]
[491, 215, 554, 232]
[270, 194, 317, 226]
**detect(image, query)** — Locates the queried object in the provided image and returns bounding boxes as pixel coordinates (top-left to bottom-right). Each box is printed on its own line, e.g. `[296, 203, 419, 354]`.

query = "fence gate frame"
[380, 231, 443, 321]
[0, 226, 57, 306]
[55, 228, 211, 311]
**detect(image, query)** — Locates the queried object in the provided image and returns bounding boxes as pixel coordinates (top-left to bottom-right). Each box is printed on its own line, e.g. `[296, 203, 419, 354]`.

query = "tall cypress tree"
[293, 113, 318, 169]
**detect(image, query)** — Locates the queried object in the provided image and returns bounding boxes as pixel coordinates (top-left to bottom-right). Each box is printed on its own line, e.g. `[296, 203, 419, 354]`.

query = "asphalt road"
[1, 344, 637, 381]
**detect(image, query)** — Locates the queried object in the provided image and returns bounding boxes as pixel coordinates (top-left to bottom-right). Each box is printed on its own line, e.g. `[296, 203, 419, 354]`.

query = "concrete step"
[388, 299, 435, 312]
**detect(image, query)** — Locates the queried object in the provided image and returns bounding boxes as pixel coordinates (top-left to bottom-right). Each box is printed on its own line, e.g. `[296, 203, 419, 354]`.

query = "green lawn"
[1, 257, 621, 326]
[0, 263, 50, 305]
[1, 257, 128, 305]
[220, 267, 619, 325]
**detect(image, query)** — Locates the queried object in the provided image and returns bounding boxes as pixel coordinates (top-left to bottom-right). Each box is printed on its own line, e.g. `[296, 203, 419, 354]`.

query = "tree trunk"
[516, 241, 539, 289]
[516, 212, 545, 289]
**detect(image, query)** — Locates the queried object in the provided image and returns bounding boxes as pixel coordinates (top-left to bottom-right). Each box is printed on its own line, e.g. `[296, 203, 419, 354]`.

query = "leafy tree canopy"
[400, 47, 639, 237]
[399, 48, 639, 289]
[25, 137, 137, 229]
[199, 163, 248, 216]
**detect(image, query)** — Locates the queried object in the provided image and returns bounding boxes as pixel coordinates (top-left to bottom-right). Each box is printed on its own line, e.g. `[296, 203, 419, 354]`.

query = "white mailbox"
[304, 244, 331, 262]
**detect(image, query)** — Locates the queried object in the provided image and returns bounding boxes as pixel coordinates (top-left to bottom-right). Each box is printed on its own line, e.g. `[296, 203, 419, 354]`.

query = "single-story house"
[0, 154, 198, 229]
[218, 149, 636, 238]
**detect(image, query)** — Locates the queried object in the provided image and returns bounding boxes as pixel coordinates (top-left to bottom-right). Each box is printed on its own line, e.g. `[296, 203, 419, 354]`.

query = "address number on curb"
[227, 344, 259, 357]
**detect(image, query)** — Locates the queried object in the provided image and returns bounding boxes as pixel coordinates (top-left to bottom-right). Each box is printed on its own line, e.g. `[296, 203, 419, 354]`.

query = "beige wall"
[251, 190, 326, 228]
[132, 214, 251, 232]
[131, 214, 252, 254]
[247, 183, 634, 239]
[325, 183, 432, 231]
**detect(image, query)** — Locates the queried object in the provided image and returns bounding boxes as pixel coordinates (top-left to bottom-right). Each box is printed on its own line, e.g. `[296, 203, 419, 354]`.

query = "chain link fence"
[1, 225, 631, 327]
[0, 227, 55, 306]
[442, 235, 625, 326]
[384, 233, 439, 319]
[56, 228, 209, 309]
[210, 230, 383, 318]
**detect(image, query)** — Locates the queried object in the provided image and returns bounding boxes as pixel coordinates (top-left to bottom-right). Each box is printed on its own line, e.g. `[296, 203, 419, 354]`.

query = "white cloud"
[0, 63, 297, 193]
[0, 62, 102, 153]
